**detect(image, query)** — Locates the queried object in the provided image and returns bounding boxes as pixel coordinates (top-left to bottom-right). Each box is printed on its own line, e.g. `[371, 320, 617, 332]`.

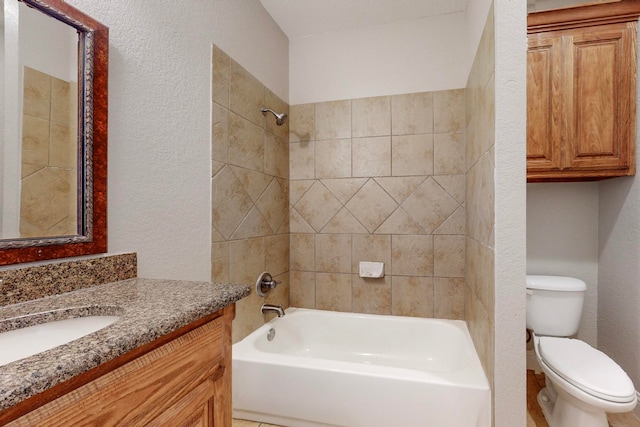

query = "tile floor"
[232, 419, 281, 427]
[234, 373, 640, 427]
[527, 370, 640, 427]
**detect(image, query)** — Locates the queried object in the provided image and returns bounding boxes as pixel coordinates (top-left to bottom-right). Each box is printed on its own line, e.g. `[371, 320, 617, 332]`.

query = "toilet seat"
[538, 336, 636, 403]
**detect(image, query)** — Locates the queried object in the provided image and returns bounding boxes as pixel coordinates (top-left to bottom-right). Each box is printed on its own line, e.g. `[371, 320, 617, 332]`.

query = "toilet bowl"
[526, 275, 637, 427]
[533, 334, 636, 427]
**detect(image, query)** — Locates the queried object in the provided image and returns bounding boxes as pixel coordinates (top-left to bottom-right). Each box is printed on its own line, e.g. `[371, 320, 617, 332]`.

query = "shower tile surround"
[289, 90, 466, 319]
[212, 38, 494, 378]
[465, 3, 496, 397]
[211, 45, 290, 343]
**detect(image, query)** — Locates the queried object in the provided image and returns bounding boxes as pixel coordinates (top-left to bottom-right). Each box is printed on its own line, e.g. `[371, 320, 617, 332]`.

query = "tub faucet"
[261, 303, 285, 317]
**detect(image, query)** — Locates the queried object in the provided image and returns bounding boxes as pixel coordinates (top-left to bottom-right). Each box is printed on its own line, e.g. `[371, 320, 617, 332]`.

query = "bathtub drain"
[267, 328, 276, 341]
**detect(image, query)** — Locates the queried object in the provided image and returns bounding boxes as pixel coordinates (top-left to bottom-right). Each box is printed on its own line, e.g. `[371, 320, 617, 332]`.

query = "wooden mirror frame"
[0, 0, 108, 265]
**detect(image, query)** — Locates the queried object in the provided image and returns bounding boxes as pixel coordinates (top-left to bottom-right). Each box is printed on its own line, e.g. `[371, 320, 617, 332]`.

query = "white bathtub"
[233, 308, 490, 427]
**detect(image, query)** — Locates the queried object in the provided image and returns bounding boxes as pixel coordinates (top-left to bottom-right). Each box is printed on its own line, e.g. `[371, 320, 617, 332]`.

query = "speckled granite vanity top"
[0, 278, 250, 410]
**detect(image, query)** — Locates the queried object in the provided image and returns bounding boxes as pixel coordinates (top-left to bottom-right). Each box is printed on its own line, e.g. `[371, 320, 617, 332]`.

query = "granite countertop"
[0, 278, 250, 411]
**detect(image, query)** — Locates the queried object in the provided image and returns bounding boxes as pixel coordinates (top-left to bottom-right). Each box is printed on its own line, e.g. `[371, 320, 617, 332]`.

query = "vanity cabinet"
[4, 306, 235, 427]
[527, 2, 640, 182]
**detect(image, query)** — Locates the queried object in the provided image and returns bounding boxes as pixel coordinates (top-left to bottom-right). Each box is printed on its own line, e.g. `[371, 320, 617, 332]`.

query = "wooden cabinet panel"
[527, 3, 638, 182]
[527, 34, 563, 172]
[567, 24, 635, 172]
[6, 306, 234, 427]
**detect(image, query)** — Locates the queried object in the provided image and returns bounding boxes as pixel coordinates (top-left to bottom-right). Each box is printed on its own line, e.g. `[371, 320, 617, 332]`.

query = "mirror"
[0, 0, 108, 265]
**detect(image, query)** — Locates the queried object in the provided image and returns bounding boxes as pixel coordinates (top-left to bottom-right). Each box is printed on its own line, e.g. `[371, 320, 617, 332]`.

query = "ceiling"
[259, 0, 469, 39]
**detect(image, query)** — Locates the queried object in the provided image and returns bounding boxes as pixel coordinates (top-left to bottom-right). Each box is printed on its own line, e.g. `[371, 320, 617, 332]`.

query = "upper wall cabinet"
[527, 1, 640, 182]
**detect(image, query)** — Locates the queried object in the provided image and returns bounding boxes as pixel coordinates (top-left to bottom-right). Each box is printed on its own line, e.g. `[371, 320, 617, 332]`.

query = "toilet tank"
[526, 275, 586, 337]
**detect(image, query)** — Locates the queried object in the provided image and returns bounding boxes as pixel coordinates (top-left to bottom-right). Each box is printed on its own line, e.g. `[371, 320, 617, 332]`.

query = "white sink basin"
[0, 315, 120, 366]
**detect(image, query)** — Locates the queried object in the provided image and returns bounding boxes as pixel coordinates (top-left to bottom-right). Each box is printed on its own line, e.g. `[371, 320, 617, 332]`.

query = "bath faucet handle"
[256, 271, 281, 297]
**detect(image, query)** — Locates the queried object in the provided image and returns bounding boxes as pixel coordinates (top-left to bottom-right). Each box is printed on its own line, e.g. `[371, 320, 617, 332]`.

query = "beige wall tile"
[433, 174, 466, 204]
[316, 234, 351, 273]
[391, 92, 433, 135]
[290, 233, 315, 271]
[320, 178, 367, 204]
[352, 276, 391, 315]
[433, 206, 466, 235]
[376, 208, 425, 235]
[352, 136, 391, 177]
[466, 152, 495, 246]
[322, 208, 368, 234]
[265, 133, 289, 179]
[266, 234, 290, 277]
[212, 166, 253, 239]
[290, 271, 316, 308]
[23, 66, 51, 120]
[229, 166, 272, 203]
[50, 78, 73, 125]
[434, 132, 465, 175]
[212, 102, 229, 164]
[374, 176, 426, 204]
[233, 289, 265, 343]
[391, 235, 433, 276]
[230, 206, 272, 240]
[391, 134, 433, 176]
[212, 45, 230, 107]
[345, 179, 397, 232]
[229, 237, 265, 284]
[392, 276, 434, 317]
[229, 112, 265, 172]
[211, 241, 229, 282]
[434, 277, 465, 319]
[434, 235, 465, 277]
[352, 96, 391, 137]
[402, 178, 458, 233]
[256, 178, 288, 233]
[290, 103, 314, 142]
[316, 273, 352, 312]
[316, 138, 352, 178]
[315, 100, 351, 140]
[434, 89, 466, 133]
[289, 208, 316, 233]
[49, 123, 75, 168]
[290, 179, 314, 205]
[295, 182, 342, 232]
[20, 168, 74, 232]
[289, 141, 315, 180]
[464, 3, 495, 393]
[21, 115, 50, 166]
[229, 60, 265, 126]
[466, 236, 495, 319]
[352, 234, 391, 274]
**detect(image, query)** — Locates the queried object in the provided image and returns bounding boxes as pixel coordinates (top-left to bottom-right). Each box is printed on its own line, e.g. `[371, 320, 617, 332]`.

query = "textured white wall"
[527, 183, 599, 346]
[465, 0, 493, 78]
[64, 0, 288, 280]
[598, 32, 640, 407]
[289, 12, 467, 105]
[493, 0, 527, 425]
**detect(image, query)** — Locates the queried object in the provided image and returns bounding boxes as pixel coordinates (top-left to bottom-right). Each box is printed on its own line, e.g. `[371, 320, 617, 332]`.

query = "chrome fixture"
[261, 107, 287, 126]
[261, 303, 285, 317]
[256, 271, 281, 297]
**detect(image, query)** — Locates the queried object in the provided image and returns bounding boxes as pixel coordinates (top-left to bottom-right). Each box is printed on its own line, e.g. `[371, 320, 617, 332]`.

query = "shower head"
[261, 107, 288, 126]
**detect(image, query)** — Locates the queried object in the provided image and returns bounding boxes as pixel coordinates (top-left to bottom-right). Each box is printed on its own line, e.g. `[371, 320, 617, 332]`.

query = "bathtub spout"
[261, 303, 285, 317]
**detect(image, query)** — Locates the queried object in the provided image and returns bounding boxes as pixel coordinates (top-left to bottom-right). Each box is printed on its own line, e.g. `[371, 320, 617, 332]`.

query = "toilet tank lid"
[526, 275, 587, 291]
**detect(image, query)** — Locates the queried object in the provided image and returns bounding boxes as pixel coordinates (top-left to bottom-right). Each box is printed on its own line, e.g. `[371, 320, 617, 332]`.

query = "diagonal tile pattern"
[288, 88, 467, 320]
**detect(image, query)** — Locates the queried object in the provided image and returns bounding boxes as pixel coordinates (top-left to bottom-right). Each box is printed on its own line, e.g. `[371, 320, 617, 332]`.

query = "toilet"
[526, 275, 637, 427]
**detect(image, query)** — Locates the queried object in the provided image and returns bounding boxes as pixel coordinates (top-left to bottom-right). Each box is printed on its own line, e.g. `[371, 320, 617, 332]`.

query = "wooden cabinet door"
[564, 22, 636, 174]
[527, 33, 564, 173]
